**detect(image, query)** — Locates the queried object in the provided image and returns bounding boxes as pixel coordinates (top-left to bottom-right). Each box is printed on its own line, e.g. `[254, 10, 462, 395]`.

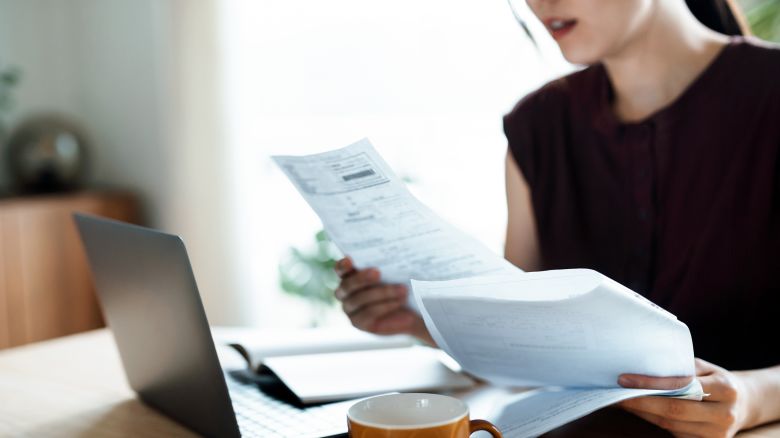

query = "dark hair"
[685, 0, 750, 35]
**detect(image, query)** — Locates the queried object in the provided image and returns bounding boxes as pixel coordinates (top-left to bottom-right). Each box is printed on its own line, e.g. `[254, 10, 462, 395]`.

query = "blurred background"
[0, 0, 777, 347]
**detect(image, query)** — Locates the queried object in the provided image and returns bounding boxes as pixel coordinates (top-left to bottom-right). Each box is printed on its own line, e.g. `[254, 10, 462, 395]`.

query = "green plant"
[0, 64, 21, 128]
[278, 229, 342, 326]
[278, 174, 416, 326]
[740, 0, 780, 42]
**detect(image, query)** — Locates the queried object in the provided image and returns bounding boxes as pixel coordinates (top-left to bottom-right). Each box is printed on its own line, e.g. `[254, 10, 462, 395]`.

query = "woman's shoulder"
[503, 66, 605, 185]
[731, 35, 780, 63]
[503, 65, 603, 136]
[727, 36, 780, 93]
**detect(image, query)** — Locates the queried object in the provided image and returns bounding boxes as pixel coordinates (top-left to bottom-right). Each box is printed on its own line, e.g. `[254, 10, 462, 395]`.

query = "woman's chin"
[558, 45, 603, 66]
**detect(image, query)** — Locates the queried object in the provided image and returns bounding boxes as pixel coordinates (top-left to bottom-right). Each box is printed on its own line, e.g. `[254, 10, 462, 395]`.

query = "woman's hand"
[334, 257, 435, 345]
[617, 358, 753, 438]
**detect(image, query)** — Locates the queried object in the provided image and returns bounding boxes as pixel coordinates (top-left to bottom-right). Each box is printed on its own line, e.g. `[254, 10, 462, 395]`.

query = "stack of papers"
[273, 140, 704, 437]
[412, 270, 693, 387]
[412, 271, 703, 436]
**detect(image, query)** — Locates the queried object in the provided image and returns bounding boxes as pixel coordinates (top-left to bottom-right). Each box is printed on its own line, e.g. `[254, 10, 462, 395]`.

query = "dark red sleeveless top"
[503, 37, 780, 371]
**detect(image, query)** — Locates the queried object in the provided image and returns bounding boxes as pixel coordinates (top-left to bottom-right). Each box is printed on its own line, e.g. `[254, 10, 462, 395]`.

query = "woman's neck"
[603, 0, 730, 123]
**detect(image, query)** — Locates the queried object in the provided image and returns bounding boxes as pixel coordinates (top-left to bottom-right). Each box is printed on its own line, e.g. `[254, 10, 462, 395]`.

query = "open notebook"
[213, 327, 474, 405]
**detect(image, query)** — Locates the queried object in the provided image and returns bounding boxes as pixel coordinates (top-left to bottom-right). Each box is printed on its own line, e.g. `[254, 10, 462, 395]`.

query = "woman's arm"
[736, 364, 780, 429]
[504, 151, 542, 271]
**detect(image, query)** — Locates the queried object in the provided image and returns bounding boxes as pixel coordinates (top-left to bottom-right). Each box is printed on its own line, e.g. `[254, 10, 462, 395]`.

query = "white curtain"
[155, 0, 248, 325]
[215, 0, 572, 327]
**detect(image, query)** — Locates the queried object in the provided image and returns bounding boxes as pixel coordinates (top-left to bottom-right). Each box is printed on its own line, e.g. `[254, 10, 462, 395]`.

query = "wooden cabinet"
[0, 191, 139, 349]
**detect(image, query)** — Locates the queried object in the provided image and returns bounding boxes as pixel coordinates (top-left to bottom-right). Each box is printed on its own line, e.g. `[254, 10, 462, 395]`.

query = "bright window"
[218, 0, 572, 327]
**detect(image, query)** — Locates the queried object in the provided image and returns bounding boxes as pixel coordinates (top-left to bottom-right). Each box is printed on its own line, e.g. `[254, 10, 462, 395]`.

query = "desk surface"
[0, 330, 778, 438]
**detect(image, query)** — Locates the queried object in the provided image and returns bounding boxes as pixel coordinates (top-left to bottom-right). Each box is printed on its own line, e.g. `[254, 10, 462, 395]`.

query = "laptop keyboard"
[227, 377, 349, 437]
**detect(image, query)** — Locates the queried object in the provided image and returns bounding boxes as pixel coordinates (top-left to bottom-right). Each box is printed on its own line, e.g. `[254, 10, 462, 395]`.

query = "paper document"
[272, 139, 519, 307]
[412, 269, 704, 437]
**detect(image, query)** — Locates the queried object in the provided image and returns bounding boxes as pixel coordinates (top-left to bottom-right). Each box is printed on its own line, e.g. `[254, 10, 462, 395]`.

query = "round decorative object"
[5, 116, 89, 193]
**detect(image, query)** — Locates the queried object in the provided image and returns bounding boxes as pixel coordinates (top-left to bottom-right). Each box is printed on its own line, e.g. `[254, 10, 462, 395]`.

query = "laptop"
[74, 213, 351, 438]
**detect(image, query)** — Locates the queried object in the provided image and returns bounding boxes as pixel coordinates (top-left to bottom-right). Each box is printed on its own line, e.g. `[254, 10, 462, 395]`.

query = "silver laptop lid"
[74, 213, 240, 438]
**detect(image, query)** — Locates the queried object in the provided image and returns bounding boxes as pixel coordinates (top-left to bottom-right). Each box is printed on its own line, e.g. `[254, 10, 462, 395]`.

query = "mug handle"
[469, 419, 502, 437]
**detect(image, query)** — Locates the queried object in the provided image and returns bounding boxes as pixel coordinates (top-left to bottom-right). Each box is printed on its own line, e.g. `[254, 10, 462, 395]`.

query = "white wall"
[0, 0, 170, 224]
[0, 0, 241, 325]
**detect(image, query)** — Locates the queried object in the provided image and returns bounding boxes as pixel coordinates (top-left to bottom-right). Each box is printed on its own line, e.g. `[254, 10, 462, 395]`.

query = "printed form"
[272, 138, 518, 297]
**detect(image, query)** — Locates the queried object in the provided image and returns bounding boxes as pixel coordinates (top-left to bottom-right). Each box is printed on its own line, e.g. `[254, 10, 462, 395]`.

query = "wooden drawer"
[0, 191, 139, 349]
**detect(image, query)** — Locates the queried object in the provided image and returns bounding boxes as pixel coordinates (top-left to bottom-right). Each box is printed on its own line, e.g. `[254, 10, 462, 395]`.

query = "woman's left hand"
[617, 358, 753, 438]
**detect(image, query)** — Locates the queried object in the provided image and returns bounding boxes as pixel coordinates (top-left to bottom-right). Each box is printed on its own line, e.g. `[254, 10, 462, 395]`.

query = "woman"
[333, 0, 780, 436]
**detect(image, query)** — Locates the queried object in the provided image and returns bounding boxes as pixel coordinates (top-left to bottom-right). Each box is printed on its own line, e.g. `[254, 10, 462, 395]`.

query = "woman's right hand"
[334, 257, 434, 345]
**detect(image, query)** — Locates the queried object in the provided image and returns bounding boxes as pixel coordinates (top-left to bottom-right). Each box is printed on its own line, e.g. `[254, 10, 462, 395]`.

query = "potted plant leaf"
[278, 229, 343, 327]
[0, 64, 20, 137]
[0, 63, 21, 196]
[278, 175, 417, 327]
[740, 0, 780, 42]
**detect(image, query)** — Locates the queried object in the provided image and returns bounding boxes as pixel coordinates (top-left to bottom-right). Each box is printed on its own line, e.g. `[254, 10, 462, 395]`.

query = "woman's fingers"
[618, 374, 693, 390]
[333, 256, 415, 335]
[341, 284, 407, 315]
[373, 309, 416, 334]
[695, 359, 739, 403]
[334, 257, 356, 277]
[349, 299, 406, 331]
[698, 373, 739, 403]
[619, 396, 723, 423]
[333, 256, 422, 337]
[620, 359, 746, 438]
[694, 358, 720, 376]
[334, 268, 381, 300]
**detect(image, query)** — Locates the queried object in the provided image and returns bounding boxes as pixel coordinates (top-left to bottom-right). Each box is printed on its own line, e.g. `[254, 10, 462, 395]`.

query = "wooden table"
[0, 330, 194, 437]
[0, 330, 777, 437]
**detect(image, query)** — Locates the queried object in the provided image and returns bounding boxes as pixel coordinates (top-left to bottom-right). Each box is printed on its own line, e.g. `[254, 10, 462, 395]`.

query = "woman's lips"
[544, 18, 577, 40]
